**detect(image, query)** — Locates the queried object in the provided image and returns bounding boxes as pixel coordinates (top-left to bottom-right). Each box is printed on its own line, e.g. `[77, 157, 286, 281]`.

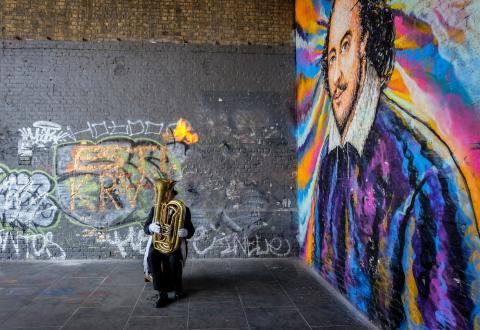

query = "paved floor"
[0, 258, 376, 330]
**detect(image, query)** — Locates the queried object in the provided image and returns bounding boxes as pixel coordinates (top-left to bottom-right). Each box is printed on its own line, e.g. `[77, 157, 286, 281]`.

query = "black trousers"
[148, 248, 183, 293]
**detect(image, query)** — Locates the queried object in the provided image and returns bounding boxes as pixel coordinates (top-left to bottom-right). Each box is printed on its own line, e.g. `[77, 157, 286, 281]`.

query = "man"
[144, 186, 195, 308]
[314, 0, 480, 329]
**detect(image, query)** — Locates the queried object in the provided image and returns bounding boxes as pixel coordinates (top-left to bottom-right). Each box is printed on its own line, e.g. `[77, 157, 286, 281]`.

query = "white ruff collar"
[327, 61, 382, 155]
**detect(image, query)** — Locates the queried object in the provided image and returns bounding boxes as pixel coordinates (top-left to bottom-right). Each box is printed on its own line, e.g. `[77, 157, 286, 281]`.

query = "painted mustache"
[333, 83, 347, 100]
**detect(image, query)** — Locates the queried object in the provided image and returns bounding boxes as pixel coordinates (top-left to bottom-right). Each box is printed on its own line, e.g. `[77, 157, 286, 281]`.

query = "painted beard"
[332, 53, 365, 136]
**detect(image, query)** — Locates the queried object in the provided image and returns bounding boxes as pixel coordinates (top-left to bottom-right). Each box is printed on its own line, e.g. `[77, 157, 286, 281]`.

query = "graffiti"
[18, 121, 70, 157]
[0, 229, 65, 260]
[81, 226, 148, 258]
[192, 226, 291, 257]
[106, 226, 148, 258]
[55, 137, 182, 228]
[296, 0, 480, 329]
[0, 165, 58, 230]
[18, 118, 199, 162]
[66, 120, 166, 140]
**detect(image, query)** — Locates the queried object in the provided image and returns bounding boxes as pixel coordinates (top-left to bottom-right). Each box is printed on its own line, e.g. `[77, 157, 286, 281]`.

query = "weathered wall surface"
[0, 0, 293, 46]
[0, 40, 297, 259]
[296, 0, 480, 329]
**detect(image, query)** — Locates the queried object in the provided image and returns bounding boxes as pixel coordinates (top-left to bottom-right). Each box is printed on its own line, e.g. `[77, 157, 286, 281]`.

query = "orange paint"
[295, 0, 320, 34]
[297, 75, 316, 106]
[171, 118, 199, 144]
[387, 68, 413, 104]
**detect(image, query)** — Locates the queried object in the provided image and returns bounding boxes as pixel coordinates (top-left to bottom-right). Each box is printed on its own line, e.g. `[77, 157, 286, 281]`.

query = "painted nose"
[330, 59, 342, 93]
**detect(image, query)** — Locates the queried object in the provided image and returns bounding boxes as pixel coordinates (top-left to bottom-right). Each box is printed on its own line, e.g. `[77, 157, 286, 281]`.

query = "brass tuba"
[152, 178, 186, 255]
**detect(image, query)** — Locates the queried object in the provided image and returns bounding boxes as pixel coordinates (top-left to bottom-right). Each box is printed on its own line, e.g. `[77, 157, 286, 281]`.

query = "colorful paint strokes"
[296, 0, 480, 329]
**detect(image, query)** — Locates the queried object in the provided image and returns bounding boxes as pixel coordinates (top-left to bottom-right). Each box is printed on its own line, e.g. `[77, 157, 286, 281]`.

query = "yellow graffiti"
[66, 144, 169, 212]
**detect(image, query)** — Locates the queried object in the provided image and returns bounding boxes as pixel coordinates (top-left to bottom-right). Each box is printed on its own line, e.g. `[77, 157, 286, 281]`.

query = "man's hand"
[149, 223, 160, 234]
[178, 228, 188, 238]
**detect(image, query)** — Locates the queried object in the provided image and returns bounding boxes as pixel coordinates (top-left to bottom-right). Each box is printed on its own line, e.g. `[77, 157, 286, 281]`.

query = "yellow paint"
[298, 95, 329, 189]
[387, 69, 413, 104]
[465, 171, 480, 230]
[376, 199, 394, 310]
[171, 118, 199, 144]
[297, 75, 316, 106]
[394, 36, 419, 50]
[403, 217, 424, 326]
[390, 2, 406, 10]
[305, 201, 315, 264]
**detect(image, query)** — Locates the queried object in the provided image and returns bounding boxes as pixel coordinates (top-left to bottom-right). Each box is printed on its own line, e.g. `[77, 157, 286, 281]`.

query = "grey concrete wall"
[0, 40, 297, 259]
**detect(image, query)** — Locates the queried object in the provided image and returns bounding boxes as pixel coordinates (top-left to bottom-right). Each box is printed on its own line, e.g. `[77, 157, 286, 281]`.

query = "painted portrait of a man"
[312, 0, 480, 328]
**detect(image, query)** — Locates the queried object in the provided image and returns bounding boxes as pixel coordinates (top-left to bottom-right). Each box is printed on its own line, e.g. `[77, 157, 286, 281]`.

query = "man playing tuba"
[143, 178, 195, 308]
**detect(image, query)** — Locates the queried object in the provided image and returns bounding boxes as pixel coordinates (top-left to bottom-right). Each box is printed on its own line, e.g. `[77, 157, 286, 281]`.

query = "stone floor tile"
[0, 295, 40, 311]
[297, 304, 362, 327]
[237, 281, 293, 308]
[188, 301, 248, 329]
[34, 277, 104, 304]
[103, 269, 146, 286]
[245, 307, 311, 330]
[61, 261, 119, 278]
[0, 298, 79, 328]
[287, 289, 343, 307]
[125, 316, 187, 330]
[82, 284, 144, 307]
[187, 284, 239, 303]
[62, 306, 132, 330]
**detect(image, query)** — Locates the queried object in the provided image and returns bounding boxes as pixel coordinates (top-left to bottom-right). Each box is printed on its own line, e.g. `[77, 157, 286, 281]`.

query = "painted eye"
[329, 55, 336, 65]
[341, 41, 349, 52]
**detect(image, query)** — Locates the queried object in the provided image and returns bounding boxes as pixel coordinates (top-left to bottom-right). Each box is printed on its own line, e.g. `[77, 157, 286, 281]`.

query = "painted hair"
[321, 0, 396, 95]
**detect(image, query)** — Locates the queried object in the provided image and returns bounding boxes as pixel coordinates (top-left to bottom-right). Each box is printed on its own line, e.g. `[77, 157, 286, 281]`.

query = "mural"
[2, 113, 295, 259]
[55, 138, 181, 228]
[296, 0, 480, 329]
[0, 118, 199, 259]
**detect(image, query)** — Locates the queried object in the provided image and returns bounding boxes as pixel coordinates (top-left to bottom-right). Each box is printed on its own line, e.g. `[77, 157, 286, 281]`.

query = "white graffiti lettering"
[66, 119, 166, 140]
[106, 227, 148, 258]
[0, 230, 65, 260]
[192, 226, 291, 257]
[17, 119, 167, 158]
[18, 121, 71, 157]
[0, 168, 58, 229]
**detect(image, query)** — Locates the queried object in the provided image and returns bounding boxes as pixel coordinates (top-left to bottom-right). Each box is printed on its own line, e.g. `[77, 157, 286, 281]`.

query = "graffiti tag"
[192, 226, 292, 257]
[0, 229, 65, 260]
[66, 120, 165, 140]
[0, 166, 58, 230]
[106, 226, 148, 258]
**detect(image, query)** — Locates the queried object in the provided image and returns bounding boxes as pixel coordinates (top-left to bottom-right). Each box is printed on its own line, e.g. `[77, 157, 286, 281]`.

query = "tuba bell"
[152, 178, 186, 255]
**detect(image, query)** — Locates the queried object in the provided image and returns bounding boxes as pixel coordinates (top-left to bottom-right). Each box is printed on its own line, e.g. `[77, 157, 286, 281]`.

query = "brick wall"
[0, 41, 297, 259]
[0, 0, 294, 45]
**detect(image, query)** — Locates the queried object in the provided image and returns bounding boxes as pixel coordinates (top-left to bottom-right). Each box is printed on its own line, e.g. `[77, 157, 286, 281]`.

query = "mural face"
[325, 0, 366, 130]
[296, 0, 480, 329]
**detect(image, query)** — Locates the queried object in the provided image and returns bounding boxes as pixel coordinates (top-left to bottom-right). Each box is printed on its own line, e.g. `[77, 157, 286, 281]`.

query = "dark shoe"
[156, 293, 169, 308]
[175, 291, 186, 299]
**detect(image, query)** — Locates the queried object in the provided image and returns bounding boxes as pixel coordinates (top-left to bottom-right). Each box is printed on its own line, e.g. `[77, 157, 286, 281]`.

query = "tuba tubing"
[152, 179, 186, 255]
